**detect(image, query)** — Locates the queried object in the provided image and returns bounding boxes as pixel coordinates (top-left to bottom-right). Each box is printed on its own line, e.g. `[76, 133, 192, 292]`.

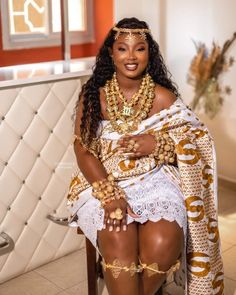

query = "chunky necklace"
[104, 73, 155, 134]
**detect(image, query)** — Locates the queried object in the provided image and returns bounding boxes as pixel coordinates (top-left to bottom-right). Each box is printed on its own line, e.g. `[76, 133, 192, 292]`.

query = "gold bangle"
[149, 131, 176, 164]
[92, 175, 126, 207]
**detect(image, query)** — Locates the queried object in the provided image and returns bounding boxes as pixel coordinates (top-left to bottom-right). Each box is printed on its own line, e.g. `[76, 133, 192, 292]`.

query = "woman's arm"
[74, 96, 135, 231]
[73, 97, 107, 184]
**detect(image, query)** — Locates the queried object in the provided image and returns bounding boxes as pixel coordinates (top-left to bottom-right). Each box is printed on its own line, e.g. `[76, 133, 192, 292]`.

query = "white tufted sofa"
[0, 59, 94, 283]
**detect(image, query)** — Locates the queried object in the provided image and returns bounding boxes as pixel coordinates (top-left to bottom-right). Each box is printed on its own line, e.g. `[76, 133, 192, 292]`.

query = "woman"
[67, 18, 224, 295]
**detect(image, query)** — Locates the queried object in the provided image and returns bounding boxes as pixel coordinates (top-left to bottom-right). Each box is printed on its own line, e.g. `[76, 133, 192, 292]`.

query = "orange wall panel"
[0, 0, 114, 67]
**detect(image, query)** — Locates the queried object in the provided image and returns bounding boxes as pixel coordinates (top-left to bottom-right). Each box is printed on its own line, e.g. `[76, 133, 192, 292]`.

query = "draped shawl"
[67, 98, 224, 294]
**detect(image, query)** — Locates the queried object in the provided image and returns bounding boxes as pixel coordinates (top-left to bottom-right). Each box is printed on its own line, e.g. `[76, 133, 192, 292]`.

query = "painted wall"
[115, 0, 236, 181]
[0, 0, 113, 66]
[164, 0, 236, 182]
[114, 0, 162, 51]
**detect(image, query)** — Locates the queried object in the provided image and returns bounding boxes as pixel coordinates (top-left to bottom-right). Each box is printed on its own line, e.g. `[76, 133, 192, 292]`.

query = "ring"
[127, 139, 140, 153]
[109, 208, 123, 220]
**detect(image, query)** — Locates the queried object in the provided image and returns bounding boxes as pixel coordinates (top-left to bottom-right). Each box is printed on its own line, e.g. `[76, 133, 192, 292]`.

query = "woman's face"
[111, 33, 149, 79]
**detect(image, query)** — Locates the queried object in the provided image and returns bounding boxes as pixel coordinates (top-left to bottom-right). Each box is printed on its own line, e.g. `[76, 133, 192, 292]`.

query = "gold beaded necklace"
[104, 73, 155, 134]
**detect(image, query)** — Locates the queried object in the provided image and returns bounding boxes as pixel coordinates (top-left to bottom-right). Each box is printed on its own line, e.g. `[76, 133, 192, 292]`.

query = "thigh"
[138, 219, 184, 263]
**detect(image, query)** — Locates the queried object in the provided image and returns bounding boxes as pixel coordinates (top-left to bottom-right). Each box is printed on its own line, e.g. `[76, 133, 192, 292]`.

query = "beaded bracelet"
[149, 131, 176, 164]
[92, 174, 126, 207]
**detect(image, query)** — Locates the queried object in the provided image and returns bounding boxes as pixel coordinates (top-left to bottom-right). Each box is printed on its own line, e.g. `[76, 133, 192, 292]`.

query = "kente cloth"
[67, 98, 224, 294]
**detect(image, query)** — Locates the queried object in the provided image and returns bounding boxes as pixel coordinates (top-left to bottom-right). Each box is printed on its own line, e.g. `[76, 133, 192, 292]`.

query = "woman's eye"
[137, 47, 145, 51]
[118, 47, 126, 51]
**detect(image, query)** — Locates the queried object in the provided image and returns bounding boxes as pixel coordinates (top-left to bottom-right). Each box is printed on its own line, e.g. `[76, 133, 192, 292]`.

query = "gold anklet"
[139, 259, 180, 277]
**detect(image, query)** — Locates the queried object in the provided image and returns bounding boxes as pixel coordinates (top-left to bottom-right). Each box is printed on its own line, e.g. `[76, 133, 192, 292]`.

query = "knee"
[98, 232, 138, 260]
[139, 230, 183, 263]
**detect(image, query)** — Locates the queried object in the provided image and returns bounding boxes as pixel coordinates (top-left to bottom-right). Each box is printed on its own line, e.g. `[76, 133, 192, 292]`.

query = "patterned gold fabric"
[67, 98, 224, 294]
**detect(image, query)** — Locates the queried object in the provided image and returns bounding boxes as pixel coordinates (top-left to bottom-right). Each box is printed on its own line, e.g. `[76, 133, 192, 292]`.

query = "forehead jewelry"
[112, 26, 151, 41]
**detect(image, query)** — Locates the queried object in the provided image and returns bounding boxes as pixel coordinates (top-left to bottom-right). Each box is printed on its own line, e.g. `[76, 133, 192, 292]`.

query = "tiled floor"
[0, 183, 236, 295]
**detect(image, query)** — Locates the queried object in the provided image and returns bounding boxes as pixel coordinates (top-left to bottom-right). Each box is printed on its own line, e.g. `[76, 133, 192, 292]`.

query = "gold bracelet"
[92, 175, 126, 207]
[149, 131, 176, 164]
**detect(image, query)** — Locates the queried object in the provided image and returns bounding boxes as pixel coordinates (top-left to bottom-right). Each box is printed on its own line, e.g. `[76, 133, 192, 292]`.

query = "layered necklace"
[104, 73, 155, 134]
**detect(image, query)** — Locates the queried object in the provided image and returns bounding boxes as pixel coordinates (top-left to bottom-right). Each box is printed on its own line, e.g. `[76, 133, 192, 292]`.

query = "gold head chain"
[112, 26, 151, 41]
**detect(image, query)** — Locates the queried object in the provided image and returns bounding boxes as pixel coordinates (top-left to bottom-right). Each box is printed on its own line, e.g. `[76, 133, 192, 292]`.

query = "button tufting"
[0, 77, 83, 283]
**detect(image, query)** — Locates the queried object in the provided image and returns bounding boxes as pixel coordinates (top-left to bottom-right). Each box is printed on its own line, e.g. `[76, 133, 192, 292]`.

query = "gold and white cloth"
[67, 98, 224, 294]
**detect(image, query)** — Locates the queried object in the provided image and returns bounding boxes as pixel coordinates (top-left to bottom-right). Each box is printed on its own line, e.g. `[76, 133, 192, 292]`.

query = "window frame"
[0, 0, 94, 50]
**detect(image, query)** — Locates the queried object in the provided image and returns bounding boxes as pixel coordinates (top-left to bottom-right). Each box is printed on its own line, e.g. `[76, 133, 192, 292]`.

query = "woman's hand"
[117, 134, 156, 158]
[103, 199, 138, 232]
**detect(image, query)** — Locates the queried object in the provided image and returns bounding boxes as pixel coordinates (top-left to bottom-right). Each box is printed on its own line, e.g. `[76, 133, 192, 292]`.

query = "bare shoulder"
[154, 84, 177, 111]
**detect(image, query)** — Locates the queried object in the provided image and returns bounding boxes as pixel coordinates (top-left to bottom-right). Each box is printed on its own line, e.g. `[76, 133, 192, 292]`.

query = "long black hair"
[76, 17, 180, 146]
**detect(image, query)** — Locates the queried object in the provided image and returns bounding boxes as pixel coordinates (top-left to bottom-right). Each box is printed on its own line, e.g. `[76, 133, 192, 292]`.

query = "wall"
[164, 0, 236, 182]
[0, 0, 113, 66]
[114, 0, 236, 182]
[114, 0, 161, 50]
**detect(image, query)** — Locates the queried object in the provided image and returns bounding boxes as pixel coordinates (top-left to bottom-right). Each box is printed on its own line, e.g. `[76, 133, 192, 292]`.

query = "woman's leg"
[138, 219, 184, 295]
[97, 222, 139, 295]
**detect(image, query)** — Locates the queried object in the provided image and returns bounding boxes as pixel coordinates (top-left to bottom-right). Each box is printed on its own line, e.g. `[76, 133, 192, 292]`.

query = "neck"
[115, 72, 143, 92]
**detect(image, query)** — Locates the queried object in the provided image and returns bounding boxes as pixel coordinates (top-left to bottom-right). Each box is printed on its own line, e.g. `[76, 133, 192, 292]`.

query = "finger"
[123, 152, 136, 157]
[107, 218, 114, 231]
[129, 152, 141, 159]
[117, 148, 127, 153]
[121, 211, 127, 231]
[103, 211, 109, 229]
[127, 206, 139, 218]
[114, 219, 121, 232]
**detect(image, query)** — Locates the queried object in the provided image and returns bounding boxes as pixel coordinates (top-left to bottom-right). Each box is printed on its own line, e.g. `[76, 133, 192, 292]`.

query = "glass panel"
[52, 0, 85, 33]
[9, 0, 47, 34]
[68, 0, 85, 31]
[51, 0, 61, 33]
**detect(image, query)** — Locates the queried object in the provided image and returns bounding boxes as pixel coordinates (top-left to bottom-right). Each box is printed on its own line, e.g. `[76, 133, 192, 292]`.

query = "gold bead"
[107, 174, 115, 182]
[107, 185, 114, 193]
[169, 157, 175, 163]
[97, 192, 105, 199]
[159, 154, 165, 160]
[92, 182, 99, 189]
[164, 144, 171, 151]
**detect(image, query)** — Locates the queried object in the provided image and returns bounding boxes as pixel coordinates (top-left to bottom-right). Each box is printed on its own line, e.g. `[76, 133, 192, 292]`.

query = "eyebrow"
[116, 41, 147, 46]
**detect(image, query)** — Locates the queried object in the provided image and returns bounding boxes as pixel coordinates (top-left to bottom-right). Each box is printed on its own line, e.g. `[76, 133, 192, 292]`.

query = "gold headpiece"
[112, 26, 151, 41]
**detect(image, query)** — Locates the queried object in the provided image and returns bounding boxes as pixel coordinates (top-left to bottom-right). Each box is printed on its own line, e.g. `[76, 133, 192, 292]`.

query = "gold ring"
[110, 208, 123, 220]
[114, 208, 123, 220]
[110, 211, 116, 219]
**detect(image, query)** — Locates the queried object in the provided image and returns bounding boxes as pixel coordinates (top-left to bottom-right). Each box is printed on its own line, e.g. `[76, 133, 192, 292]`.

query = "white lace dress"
[68, 164, 187, 248]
